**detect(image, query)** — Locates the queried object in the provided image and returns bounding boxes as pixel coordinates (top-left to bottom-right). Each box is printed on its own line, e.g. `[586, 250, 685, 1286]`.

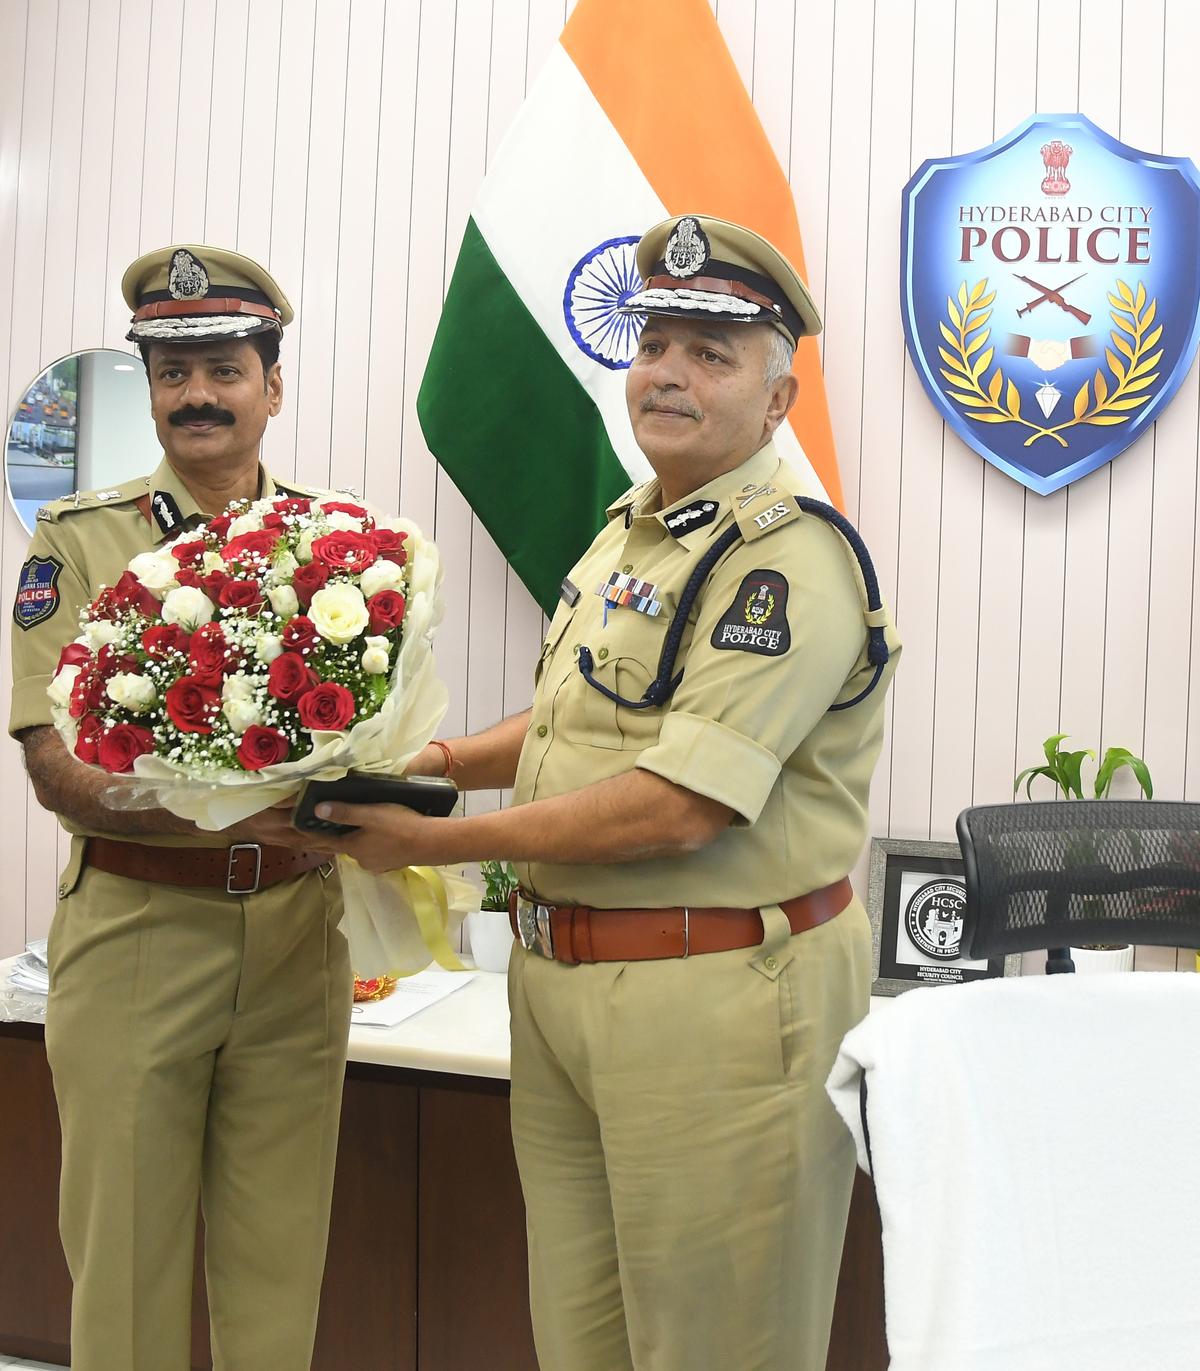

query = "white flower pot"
[465, 908, 514, 973]
[1069, 944, 1135, 974]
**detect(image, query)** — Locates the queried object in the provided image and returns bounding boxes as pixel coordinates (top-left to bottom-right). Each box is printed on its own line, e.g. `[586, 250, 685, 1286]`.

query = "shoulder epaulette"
[36, 479, 147, 524]
[606, 480, 652, 521]
[733, 484, 804, 542]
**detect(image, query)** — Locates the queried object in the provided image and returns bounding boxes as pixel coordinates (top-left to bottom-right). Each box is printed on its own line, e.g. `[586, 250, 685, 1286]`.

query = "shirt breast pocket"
[553, 607, 672, 752]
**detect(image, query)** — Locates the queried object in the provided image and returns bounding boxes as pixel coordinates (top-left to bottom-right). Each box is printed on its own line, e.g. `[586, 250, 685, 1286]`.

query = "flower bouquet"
[47, 491, 470, 974]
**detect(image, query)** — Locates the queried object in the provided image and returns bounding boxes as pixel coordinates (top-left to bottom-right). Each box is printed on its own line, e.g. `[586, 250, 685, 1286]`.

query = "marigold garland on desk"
[354, 974, 399, 1002]
[48, 494, 413, 777]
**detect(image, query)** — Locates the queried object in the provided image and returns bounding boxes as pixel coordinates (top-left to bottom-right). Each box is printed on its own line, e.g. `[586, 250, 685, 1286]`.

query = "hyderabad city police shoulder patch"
[710, 570, 790, 656]
[13, 555, 63, 630]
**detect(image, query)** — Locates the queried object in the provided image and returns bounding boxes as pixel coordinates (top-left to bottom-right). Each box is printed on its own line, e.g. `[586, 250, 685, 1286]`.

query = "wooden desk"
[0, 1009, 886, 1369]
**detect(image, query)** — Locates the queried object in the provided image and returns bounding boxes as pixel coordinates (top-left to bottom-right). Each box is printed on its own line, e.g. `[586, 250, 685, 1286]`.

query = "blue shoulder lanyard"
[575, 496, 891, 713]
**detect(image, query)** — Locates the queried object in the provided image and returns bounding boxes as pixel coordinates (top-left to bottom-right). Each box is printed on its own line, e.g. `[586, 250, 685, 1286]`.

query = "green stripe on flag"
[417, 218, 630, 615]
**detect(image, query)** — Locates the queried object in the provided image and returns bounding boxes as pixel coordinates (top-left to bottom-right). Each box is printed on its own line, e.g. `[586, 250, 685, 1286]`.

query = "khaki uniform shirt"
[8, 455, 320, 856]
[512, 440, 902, 909]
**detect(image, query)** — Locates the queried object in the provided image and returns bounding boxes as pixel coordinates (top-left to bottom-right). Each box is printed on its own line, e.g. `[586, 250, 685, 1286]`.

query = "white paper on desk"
[350, 967, 476, 1028]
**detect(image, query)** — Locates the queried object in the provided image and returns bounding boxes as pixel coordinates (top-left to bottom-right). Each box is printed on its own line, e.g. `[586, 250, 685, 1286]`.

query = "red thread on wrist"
[429, 739, 458, 777]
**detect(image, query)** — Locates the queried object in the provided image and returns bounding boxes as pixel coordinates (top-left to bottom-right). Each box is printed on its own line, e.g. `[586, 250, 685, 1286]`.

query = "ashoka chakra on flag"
[563, 236, 644, 370]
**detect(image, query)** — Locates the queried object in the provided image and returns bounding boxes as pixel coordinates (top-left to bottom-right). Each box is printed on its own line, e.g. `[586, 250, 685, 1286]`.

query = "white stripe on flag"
[474, 43, 665, 486]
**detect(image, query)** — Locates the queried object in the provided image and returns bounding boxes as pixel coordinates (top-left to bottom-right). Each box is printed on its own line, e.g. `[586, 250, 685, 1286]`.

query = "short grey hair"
[763, 328, 795, 387]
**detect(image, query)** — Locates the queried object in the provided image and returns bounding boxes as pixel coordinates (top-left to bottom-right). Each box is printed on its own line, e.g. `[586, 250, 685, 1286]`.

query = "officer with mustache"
[8, 245, 351, 1371]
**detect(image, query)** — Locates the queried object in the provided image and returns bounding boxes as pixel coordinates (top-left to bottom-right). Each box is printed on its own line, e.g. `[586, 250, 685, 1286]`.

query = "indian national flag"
[418, 0, 840, 615]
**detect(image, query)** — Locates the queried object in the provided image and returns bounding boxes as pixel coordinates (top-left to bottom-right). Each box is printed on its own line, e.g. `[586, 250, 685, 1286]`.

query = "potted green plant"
[1014, 734, 1153, 973]
[465, 860, 519, 973]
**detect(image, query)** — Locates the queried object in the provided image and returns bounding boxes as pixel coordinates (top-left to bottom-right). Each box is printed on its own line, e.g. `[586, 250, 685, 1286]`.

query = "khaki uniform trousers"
[44, 863, 353, 1371]
[508, 898, 872, 1371]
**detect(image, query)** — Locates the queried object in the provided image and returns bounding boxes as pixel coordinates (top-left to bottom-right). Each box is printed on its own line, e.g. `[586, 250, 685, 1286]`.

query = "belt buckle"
[516, 896, 555, 959]
[227, 843, 263, 895]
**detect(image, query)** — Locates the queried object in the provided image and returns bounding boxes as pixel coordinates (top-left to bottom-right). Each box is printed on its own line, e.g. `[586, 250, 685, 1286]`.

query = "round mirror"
[6, 348, 163, 535]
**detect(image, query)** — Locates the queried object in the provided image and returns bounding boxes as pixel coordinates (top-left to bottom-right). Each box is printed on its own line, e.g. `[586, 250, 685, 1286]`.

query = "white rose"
[106, 672, 157, 712]
[361, 635, 391, 674]
[267, 584, 300, 618]
[202, 551, 228, 574]
[48, 664, 81, 709]
[222, 673, 256, 703]
[309, 583, 369, 645]
[222, 697, 264, 734]
[83, 618, 123, 651]
[266, 551, 299, 583]
[127, 550, 179, 597]
[255, 633, 284, 663]
[325, 510, 363, 533]
[360, 560, 406, 598]
[227, 511, 264, 538]
[161, 586, 216, 630]
[295, 528, 316, 564]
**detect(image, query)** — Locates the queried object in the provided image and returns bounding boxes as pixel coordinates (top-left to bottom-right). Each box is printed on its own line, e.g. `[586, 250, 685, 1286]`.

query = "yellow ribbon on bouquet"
[399, 865, 468, 973]
[340, 856, 473, 995]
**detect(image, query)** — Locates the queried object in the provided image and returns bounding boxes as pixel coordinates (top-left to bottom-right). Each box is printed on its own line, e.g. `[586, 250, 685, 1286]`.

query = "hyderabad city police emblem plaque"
[900, 114, 1200, 494]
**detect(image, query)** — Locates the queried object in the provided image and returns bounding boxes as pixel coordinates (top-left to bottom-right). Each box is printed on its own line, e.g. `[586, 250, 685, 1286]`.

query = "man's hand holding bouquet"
[46, 491, 470, 974]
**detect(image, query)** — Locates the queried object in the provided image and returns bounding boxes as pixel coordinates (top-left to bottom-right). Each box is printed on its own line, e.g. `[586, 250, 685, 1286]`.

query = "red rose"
[74, 713, 104, 764]
[111, 571, 160, 618]
[320, 500, 374, 530]
[273, 497, 313, 516]
[221, 529, 280, 567]
[366, 590, 406, 634]
[56, 641, 93, 676]
[188, 622, 237, 683]
[207, 513, 233, 540]
[171, 539, 208, 569]
[69, 670, 105, 719]
[281, 616, 319, 653]
[174, 568, 202, 589]
[219, 579, 265, 616]
[237, 725, 291, 771]
[368, 528, 408, 564]
[310, 531, 377, 575]
[291, 561, 329, 606]
[267, 652, 318, 705]
[164, 676, 221, 734]
[261, 511, 286, 532]
[142, 624, 191, 658]
[95, 645, 140, 680]
[96, 722, 155, 774]
[297, 682, 356, 732]
[199, 569, 230, 602]
[90, 588, 120, 621]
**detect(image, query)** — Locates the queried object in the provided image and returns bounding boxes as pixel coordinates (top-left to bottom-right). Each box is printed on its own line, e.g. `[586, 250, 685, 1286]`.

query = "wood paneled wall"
[2, 0, 1197, 972]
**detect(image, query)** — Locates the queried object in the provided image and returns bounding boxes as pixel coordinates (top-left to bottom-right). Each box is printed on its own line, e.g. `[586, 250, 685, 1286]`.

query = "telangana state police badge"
[900, 114, 1200, 494]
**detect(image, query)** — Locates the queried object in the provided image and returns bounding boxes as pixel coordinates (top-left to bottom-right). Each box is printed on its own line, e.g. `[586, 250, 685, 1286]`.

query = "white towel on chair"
[826, 973, 1200, 1371]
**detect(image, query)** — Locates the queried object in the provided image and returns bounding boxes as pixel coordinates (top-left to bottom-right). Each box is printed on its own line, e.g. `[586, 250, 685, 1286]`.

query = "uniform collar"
[143, 456, 272, 543]
[636, 440, 783, 550]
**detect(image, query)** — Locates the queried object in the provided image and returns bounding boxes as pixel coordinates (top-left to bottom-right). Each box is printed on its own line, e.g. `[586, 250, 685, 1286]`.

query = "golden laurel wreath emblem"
[938, 278, 1162, 447]
[745, 591, 775, 625]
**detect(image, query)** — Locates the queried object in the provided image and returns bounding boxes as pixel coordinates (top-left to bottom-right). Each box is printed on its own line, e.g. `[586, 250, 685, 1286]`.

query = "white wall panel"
[2, 0, 1198, 961]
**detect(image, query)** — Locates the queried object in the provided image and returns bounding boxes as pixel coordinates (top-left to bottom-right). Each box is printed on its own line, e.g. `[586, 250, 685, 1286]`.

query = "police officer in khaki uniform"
[312, 215, 901, 1371]
[9, 245, 352, 1371]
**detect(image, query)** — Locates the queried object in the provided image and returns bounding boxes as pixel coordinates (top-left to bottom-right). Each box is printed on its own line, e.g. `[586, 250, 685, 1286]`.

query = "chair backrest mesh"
[957, 801, 1200, 959]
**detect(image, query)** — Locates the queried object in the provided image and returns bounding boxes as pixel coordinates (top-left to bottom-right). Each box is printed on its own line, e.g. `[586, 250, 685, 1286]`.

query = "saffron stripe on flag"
[562, 0, 843, 509]
[417, 219, 631, 615]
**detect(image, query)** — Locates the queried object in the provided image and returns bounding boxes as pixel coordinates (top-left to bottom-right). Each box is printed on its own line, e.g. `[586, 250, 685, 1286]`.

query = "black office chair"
[957, 800, 1200, 973]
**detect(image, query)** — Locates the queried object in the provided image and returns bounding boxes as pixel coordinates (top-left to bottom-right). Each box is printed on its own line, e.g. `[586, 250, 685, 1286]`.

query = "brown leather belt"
[508, 877, 853, 964]
[84, 836, 330, 895]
